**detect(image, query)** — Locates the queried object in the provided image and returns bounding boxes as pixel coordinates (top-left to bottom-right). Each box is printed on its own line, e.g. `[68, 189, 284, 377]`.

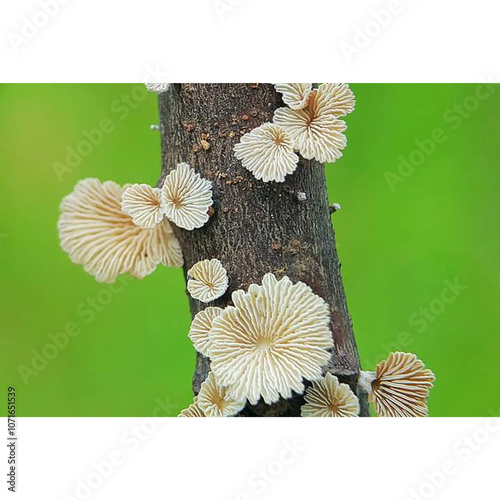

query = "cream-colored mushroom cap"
[209, 273, 333, 405]
[274, 83, 355, 163]
[275, 83, 312, 110]
[370, 352, 435, 417]
[58, 178, 183, 283]
[197, 372, 246, 417]
[234, 123, 299, 183]
[188, 307, 223, 356]
[178, 397, 206, 417]
[161, 162, 213, 230]
[122, 184, 163, 229]
[317, 83, 356, 117]
[187, 259, 229, 303]
[301, 372, 359, 417]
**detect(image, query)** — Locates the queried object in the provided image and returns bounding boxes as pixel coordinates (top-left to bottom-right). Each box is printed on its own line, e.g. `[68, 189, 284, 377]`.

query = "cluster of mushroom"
[234, 83, 355, 183]
[180, 269, 333, 416]
[178, 260, 435, 417]
[58, 83, 436, 417]
[58, 162, 213, 284]
[302, 352, 435, 417]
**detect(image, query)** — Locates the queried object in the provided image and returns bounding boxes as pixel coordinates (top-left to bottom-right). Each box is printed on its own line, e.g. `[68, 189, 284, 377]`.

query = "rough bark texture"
[158, 84, 368, 416]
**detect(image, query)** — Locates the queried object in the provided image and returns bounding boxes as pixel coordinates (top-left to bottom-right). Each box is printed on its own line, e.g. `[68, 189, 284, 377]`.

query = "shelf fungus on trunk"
[301, 372, 360, 417]
[358, 352, 436, 417]
[274, 83, 313, 110]
[58, 178, 183, 283]
[158, 83, 370, 416]
[273, 83, 355, 163]
[234, 123, 299, 183]
[207, 273, 333, 406]
[234, 83, 356, 184]
[121, 183, 164, 229]
[160, 162, 213, 231]
[58, 158, 217, 283]
[197, 372, 246, 417]
[187, 259, 229, 303]
[188, 307, 223, 357]
[56, 83, 435, 418]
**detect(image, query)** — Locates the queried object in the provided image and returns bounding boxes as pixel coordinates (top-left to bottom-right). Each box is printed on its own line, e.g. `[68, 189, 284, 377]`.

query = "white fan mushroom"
[234, 123, 299, 183]
[58, 178, 183, 283]
[367, 352, 435, 417]
[197, 372, 246, 417]
[122, 183, 164, 229]
[209, 273, 333, 405]
[161, 163, 213, 230]
[187, 259, 229, 303]
[301, 372, 359, 417]
[274, 83, 313, 110]
[274, 83, 355, 164]
[188, 307, 223, 356]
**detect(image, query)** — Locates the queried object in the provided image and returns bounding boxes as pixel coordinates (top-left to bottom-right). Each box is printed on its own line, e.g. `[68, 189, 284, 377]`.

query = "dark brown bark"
[158, 84, 367, 416]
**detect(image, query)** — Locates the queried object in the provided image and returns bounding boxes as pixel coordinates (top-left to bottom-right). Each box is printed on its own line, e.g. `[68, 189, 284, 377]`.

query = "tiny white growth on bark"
[145, 83, 171, 94]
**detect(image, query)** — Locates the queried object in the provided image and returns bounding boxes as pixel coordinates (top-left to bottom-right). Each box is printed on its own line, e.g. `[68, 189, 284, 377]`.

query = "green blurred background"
[1, 84, 498, 417]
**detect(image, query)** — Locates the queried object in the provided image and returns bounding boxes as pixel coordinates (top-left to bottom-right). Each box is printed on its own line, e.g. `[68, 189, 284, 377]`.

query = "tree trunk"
[158, 84, 368, 416]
